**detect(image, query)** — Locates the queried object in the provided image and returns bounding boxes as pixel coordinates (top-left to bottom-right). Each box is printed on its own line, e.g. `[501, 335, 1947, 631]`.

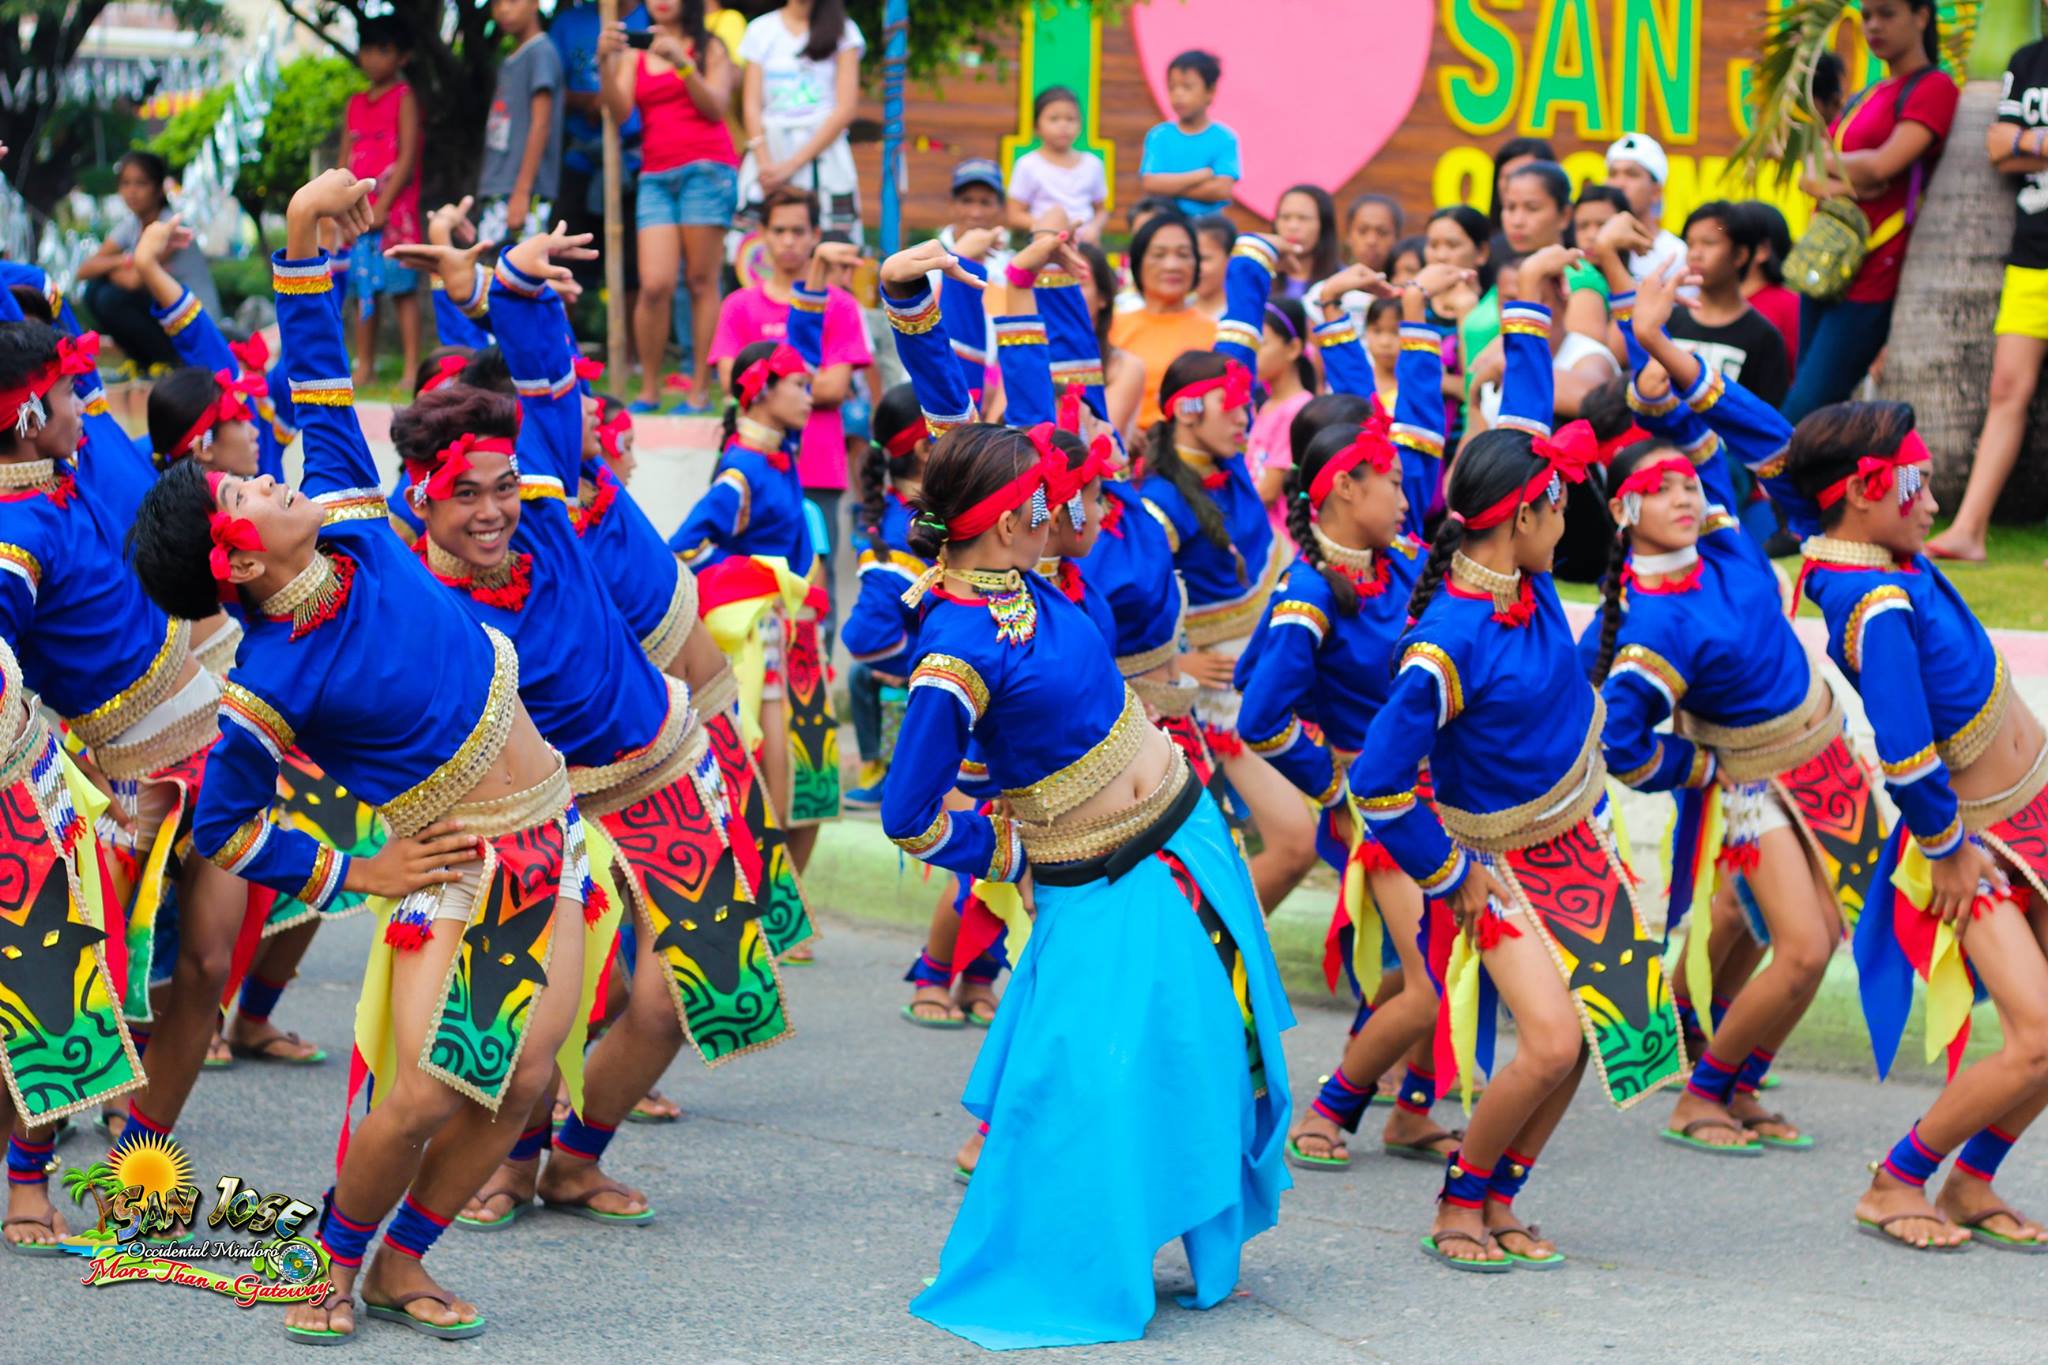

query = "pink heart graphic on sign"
[1130, 0, 1434, 221]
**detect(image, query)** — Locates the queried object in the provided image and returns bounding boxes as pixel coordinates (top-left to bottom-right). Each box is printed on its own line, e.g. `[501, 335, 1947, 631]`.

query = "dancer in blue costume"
[1782, 401, 2048, 1253]
[1352, 244, 1685, 1272]
[1239, 261, 1478, 1174]
[877, 239, 1290, 1350]
[1588, 231, 1862, 1156]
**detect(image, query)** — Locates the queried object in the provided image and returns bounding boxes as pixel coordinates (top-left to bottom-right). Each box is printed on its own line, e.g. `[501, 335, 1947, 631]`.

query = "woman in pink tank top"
[600, 0, 739, 412]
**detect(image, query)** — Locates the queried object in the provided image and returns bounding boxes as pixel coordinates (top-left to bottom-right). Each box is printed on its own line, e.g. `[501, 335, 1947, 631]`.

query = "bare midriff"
[1053, 720, 1174, 831]
[1952, 697, 2046, 804]
[455, 701, 559, 806]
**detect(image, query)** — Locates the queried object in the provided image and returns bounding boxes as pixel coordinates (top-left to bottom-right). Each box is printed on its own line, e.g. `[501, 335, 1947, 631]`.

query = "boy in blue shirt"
[1139, 49, 1240, 217]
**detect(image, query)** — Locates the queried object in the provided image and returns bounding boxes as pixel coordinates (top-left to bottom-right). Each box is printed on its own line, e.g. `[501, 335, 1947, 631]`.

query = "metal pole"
[879, 0, 907, 254]
[600, 0, 627, 379]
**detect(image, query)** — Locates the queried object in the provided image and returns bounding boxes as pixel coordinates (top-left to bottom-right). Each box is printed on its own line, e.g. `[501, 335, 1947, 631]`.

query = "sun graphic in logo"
[108, 1133, 194, 1199]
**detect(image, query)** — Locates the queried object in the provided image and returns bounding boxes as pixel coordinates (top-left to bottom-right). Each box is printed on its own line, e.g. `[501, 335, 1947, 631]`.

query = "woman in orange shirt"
[1110, 214, 1217, 436]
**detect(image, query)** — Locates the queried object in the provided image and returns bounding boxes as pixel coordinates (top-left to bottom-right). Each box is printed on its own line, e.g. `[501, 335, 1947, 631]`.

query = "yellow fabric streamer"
[972, 879, 1033, 961]
[1342, 817, 1384, 1004]
[1444, 927, 1481, 1115]
[1889, 840, 1976, 1066]
[63, 757, 111, 928]
[1684, 787, 1725, 1046]
[700, 556, 814, 750]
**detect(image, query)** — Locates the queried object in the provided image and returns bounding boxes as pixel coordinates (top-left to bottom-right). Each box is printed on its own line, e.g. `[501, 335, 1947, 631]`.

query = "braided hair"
[1143, 350, 1235, 556]
[904, 423, 1038, 561]
[1401, 427, 1548, 638]
[1288, 421, 1381, 618]
[861, 382, 925, 544]
[1785, 401, 1917, 531]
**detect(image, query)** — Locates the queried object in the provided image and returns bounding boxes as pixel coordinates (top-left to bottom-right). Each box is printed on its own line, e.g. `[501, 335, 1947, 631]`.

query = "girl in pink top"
[600, 0, 740, 412]
[341, 17, 423, 385]
[1247, 294, 1317, 537]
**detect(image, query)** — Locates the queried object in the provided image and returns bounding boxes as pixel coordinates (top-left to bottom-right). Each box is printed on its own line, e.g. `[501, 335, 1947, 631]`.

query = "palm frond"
[1940, 1, 1982, 77]
[1728, 0, 1858, 191]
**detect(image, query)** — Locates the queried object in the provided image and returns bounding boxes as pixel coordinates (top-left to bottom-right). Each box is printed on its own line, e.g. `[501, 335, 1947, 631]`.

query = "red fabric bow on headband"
[1455, 422, 1603, 532]
[0, 332, 100, 433]
[1816, 432, 1930, 517]
[1612, 455, 1700, 502]
[942, 427, 1065, 541]
[168, 368, 261, 461]
[883, 416, 929, 460]
[573, 356, 605, 383]
[1161, 359, 1252, 417]
[596, 406, 632, 462]
[420, 433, 517, 503]
[735, 344, 807, 408]
[419, 355, 469, 394]
[1046, 434, 1118, 506]
[207, 511, 265, 584]
[1308, 411, 1397, 506]
[227, 333, 271, 398]
[1057, 383, 1086, 436]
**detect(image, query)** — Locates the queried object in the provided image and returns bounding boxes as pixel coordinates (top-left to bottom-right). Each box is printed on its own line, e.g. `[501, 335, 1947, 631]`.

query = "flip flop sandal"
[1493, 1222, 1566, 1269]
[1659, 1117, 1762, 1157]
[94, 1113, 128, 1144]
[1855, 1212, 1971, 1252]
[542, 1183, 656, 1225]
[1418, 1230, 1512, 1274]
[201, 1046, 236, 1070]
[1960, 1211, 2048, 1254]
[624, 1093, 682, 1124]
[283, 1311, 354, 1348]
[1741, 1111, 1813, 1151]
[1759, 1073, 1783, 1091]
[229, 1032, 329, 1066]
[1383, 1128, 1464, 1163]
[1285, 1136, 1351, 1171]
[959, 998, 998, 1029]
[4, 1213, 67, 1257]
[452, 1186, 533, 1232]
[901, 1002, 967, 1031]
[951, 1165, 973, 1185]
[363, 1292, 486, 1340]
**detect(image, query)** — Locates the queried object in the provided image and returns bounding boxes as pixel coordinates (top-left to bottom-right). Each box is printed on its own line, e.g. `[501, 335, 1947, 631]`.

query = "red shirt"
[345, 83, 420, 244]
[635, 50, 738, 174]
[1831, 68, 1960, 303]
[1748, 283, 1802, 374]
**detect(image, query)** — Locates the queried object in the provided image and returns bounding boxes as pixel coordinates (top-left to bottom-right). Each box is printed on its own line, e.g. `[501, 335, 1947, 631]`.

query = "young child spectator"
[1343, 193, 1402, 273]
[1007, 87, 1110, 244]
[1271, 183, 1340, 300]
[1387, 236, 1425, 285]
[342, 15, 423, 387]
[1191, 213, 1235, 318]
[1568, 183, 1630, 250]
[1738, 201, 1802, 371]
[1246, 294, 1315, 536]
[1665, 200, 1791, 408]
[1604, 132, 1686, 278]
[706, 186, 873, 636]
[477, 0, 565, 242]
[1138, 50, 1240, 217]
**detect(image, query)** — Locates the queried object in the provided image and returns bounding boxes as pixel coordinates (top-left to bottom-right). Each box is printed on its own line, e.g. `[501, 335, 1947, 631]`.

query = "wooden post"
[600, 0, 627, 379]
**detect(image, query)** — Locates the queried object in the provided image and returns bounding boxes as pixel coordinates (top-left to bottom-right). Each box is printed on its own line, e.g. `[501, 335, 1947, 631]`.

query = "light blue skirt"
[910, 792, 1294, 1350]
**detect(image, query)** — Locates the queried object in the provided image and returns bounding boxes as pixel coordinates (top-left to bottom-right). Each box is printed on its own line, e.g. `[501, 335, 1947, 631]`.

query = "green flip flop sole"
[1659, 1128, 1763, 1157]
[1759, 1132, 1815, 1150]
[453, 1199, 532, 1233]
[901, 1003, 967, 1030]
[1419, 1234, 1512, 1273]
[543, 1198, 656, 1225]
[362, 1304, 486, 1340]
[1284, 1137, 1350, 1172]
[282, 1325, 352, 1347]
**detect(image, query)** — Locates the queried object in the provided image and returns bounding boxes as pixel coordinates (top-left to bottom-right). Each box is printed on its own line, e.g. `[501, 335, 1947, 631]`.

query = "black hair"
[1190, 212, 1236, 266]
[1588, 435, 1688, 683]
[1345, 192, 1404, 237]
[1289, 393, 1372, 477]
[1580, 375, 1634, 443]
[1681, 198, 1765, 276]
[356, 13, 414, 51]
[1904, 0, 1941, 66]
[801, 0, 847, 62]
[673, 0, 709, 58]
[761, 185, 822, 229]
[1290, 421, 1388, 618]
[1389, 235, 1427, 280]
[1402, 427, 1548, 632]
[1142, 350, 1237, 566]
[904, 423, 1039, 560]
[1504, 159, 1573, 215]
[1488, 137, 1557, 227]
[1364, 295, 1402, 332]
[130, 457, 228, 621]
[1812, 51, 1846, 110]
[411, 344, 476, 397]
[147, 366, 232, 465]
[1786, 400, 1918, 530]
[117, 151, 170, 207]
[457, 346, 514, 396]
[861, 382, 926, 542]
[593, 389, 626, 425]
[1738, 201, 1793, 287]
[1033, 85, 1080, 124]
[7, 285, 51, 323]
[1264, 296, 1316, 393]
[1076, 241, 1118, 353]
[0, 320, 61, 454]
[1568, 184, 1630, 247]
[1130, 195, 1178, 231]
[1167, 49, 1222, 88]
[719, 339, 787, 448]
[1426, 203, 1494, 288]
[1275, 183, 1341, 285]
[1129, 212, 1200, 300]
[389, 384, 520, 467]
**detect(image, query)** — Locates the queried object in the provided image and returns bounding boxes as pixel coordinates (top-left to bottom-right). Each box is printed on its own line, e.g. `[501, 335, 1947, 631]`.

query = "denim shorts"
[636, 160, 739, 230]
[346, 230, 419, 298]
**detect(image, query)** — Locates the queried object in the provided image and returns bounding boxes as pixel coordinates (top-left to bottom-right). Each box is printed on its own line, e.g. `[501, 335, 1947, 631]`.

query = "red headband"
[419, 355, 469, 394]
[1815, 430, 1930, 517]
[0, 332, 98, 436]
[596, 406, 632, 462]
[227, 333, 271, 397]
[1160, 360, 1252, 418]
[416, 433, 518, 504]
[943, 429, 1065, 541]
[1046, 434, 1118, 506]
[169, 368, 259, 461]
[1308, 411, 1397, 507]
[203, 471, 266, 590]
[1598, 422, 1649, 465]
[736, 345, 807, 407]
[1453, 422, 1603, 532]
[573, 356, 605, 384]
[883, 416, 929, 460]
[1612, 454, 1699, 502]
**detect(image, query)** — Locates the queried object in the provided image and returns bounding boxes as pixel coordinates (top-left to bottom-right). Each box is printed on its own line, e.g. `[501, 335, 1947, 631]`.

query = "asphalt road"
[4, 906, 2044, 1364]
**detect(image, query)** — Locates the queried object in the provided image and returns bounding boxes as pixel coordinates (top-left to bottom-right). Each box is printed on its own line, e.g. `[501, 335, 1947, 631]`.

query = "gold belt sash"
[1959, 737, 2048, 834]
[571, 679, 710, 818]
[695, 664, 740, 721]
[67, 619, 192, 751]
[450, 755, 574, 838]
[1130, 674, 1198, 718]
[1680, 671, 1839, 784]
[1438, 696, 1607, 853]
[1002, 687, 1147, 825]
[1939, 655, 2011, 775]
[640, 559, 699, 673]
[1018, 745, 1189, 866]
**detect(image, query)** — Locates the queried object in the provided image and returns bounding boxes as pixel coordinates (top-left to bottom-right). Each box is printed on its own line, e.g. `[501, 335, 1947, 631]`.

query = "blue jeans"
[848, 662, 883, 764]
[1780, 295, 1895, 426]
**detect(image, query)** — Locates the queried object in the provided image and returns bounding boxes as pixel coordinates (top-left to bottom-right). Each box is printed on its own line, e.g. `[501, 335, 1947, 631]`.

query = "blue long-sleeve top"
[1347, 301, 1599, 896]
[880, 573, 1132, 884]
[1802, 544, 2001, 860]
[1037, 269, 1105, 418]
[1599, 434, 1815, 793]
[573, 456, 692, 654]
[842, 491, 925, 675]
[440, 260, 679, 770]
[153, 286, 291, 480]
[1089, 482, 1185, 675]
[193, 253, 519, 910]
[943, 257, 991, 401]
[1236, 538, 1427, 805]
[432, 273, 493, 349]
[1314, 310, 1450, 540]
[0, 261, 80, 332]
[669, 285, 827, 576]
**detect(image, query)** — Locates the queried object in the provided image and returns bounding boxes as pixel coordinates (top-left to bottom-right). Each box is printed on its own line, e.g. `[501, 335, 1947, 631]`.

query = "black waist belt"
[1031, 769, 1204, 888]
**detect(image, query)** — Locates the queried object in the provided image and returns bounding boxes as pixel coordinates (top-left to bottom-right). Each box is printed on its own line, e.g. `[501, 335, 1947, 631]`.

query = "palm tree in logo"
[61, 1161, 121, 1237]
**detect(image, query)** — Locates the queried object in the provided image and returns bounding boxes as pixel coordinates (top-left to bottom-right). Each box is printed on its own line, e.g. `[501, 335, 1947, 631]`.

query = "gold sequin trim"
[94, 682, 221, 782]
[448, 754, 573, 839]
[570, 676, 706, 816]
[639, 558, 699, 672]
[695, 665, 739, 719]
[893, 808, 952, 857]
[221, 681, 294, 753]
[1613, 741, 1665, 789]
[1184, 541, 1286, 649]
[67, 619, 191, 750]
[1450, 553, 1523, 614]
[1437, 696, 1607, 853]
[1400, 642, 1463, 719]
[1800, 535, 1901, 569]
[192, 617, 243, 678]
[1003, 687, 1146, 825]
[1939, 655, 2011, 774]
[909, 654, 991, 723]
[1611, 644, 1688, 705]
[1018, 745, 1188, 866]
[378, 627, 520, 838]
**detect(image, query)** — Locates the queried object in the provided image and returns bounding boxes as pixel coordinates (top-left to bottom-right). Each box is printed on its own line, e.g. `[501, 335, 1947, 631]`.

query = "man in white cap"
[1606, 133, 1688, 281]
